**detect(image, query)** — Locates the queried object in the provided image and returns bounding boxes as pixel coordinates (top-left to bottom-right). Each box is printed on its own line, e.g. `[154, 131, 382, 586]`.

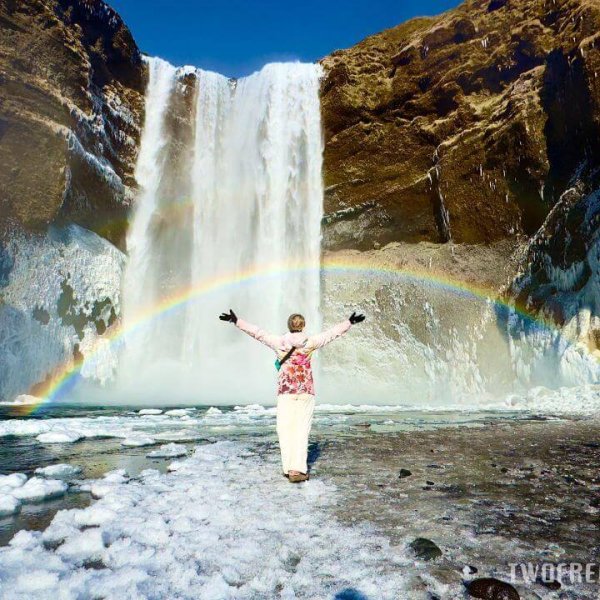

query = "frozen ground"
[0, 403, 598, 599]
[0, 440, 413, 599]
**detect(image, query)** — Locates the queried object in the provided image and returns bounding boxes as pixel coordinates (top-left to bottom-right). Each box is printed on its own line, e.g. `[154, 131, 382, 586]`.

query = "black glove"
[349, 311, 365, 324]
[219, 309, 238, 324]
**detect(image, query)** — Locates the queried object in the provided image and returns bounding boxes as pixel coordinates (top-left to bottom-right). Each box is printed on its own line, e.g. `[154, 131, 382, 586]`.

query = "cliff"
[320, 0, 600, 251]
[0, 0, 146, 249]
[0, 0, 146, 401]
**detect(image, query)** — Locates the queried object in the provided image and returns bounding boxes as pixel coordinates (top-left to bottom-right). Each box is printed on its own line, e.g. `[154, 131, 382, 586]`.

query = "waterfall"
[116, 59, 599, 410]
[120, 59, 323, 403]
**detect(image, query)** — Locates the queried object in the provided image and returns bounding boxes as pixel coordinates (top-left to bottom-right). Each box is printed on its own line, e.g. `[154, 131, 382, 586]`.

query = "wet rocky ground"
[305, 416, 600, 599]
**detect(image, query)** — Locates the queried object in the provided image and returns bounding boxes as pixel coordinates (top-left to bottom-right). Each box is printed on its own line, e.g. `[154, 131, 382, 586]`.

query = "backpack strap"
[275, 347, 296, 371]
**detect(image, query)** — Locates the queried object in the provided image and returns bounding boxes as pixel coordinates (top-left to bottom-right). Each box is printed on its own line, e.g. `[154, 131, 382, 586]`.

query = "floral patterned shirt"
[235, 318, 352, 396]
[277, 351, 315, 395]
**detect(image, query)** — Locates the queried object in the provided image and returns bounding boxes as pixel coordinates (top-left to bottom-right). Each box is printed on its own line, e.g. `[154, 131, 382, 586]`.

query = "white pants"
[276, 393, 315, 474]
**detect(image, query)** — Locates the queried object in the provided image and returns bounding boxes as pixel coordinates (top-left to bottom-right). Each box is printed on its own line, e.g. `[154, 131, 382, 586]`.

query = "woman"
[219, 309, 365, 482]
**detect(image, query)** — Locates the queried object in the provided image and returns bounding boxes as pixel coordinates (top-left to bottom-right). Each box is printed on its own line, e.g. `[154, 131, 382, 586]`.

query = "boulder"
[409, 537, 442, 561]
[465, 577, 520, 600]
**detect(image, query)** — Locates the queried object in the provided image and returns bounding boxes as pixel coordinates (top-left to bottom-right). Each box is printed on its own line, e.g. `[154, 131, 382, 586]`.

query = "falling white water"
[120, 59, 323, 403]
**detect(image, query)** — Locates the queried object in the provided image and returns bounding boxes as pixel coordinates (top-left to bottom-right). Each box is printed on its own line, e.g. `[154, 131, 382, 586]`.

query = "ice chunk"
[14, 571, 59, 593]
[74, 505, 117, 528]
[8, 529, 40, 549]
[0, 495, 21, 516]
[89, 469, 129, 498]
[121, 436, 156, 447]
[233, 404, 266, 412]
[11, 478, 67, 502]
[57, 527, 106, 564]
[164, 409, 190, 417]
[35, 464, 82, 480]
[37, 431, 83, 444]
[138, 408, 163, 415]
[205, 406, 222, 415]
[0, 473, 27, 488]
[102, 469, 129, 484]
[146, 443, 187, 458]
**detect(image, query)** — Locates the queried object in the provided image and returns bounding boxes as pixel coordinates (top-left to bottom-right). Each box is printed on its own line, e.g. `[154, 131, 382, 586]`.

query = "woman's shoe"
[288, 472, 309, 483]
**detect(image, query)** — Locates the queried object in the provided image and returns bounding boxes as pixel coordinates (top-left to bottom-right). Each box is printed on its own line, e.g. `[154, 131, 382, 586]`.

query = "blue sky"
[109, 0, 461, 78]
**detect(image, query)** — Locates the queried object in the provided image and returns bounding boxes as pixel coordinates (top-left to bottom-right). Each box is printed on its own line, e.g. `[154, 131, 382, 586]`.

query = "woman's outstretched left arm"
[305, 312, 365, 351]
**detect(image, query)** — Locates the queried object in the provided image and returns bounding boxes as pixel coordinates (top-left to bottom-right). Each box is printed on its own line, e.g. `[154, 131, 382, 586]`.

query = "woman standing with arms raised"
[219, 309, 365, 482]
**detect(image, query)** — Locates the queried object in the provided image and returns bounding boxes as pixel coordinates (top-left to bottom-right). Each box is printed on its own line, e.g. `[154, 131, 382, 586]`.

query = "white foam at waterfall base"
[119, 58, 323, 403]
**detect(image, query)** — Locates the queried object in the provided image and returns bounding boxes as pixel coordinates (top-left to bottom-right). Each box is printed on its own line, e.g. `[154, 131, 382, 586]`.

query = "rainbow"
[15, 256, 577, 415]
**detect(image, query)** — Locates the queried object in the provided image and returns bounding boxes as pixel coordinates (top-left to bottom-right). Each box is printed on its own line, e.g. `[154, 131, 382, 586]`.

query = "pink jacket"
[235, 318, 352, 396]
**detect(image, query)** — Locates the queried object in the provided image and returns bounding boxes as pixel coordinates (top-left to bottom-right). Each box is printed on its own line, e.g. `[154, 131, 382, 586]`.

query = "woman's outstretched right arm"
[235, 319, 283, 352]
[219, 309, 282, 352]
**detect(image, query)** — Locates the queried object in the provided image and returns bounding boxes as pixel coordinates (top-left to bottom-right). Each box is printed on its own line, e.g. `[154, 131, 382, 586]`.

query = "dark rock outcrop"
[0, 0, 146, 249]
[320, 0, 600, 251]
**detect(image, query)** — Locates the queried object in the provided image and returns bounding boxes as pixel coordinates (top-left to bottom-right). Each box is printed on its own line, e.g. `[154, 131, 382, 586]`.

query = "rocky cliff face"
[0, 0, 146, 249]
[508, 173, 600, 354]
[0, 0, 146, 401]
[320, 0, 600, 251]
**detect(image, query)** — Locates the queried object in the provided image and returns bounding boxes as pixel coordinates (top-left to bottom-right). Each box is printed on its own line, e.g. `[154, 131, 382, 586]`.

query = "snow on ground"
[0, 441, 416, 600]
